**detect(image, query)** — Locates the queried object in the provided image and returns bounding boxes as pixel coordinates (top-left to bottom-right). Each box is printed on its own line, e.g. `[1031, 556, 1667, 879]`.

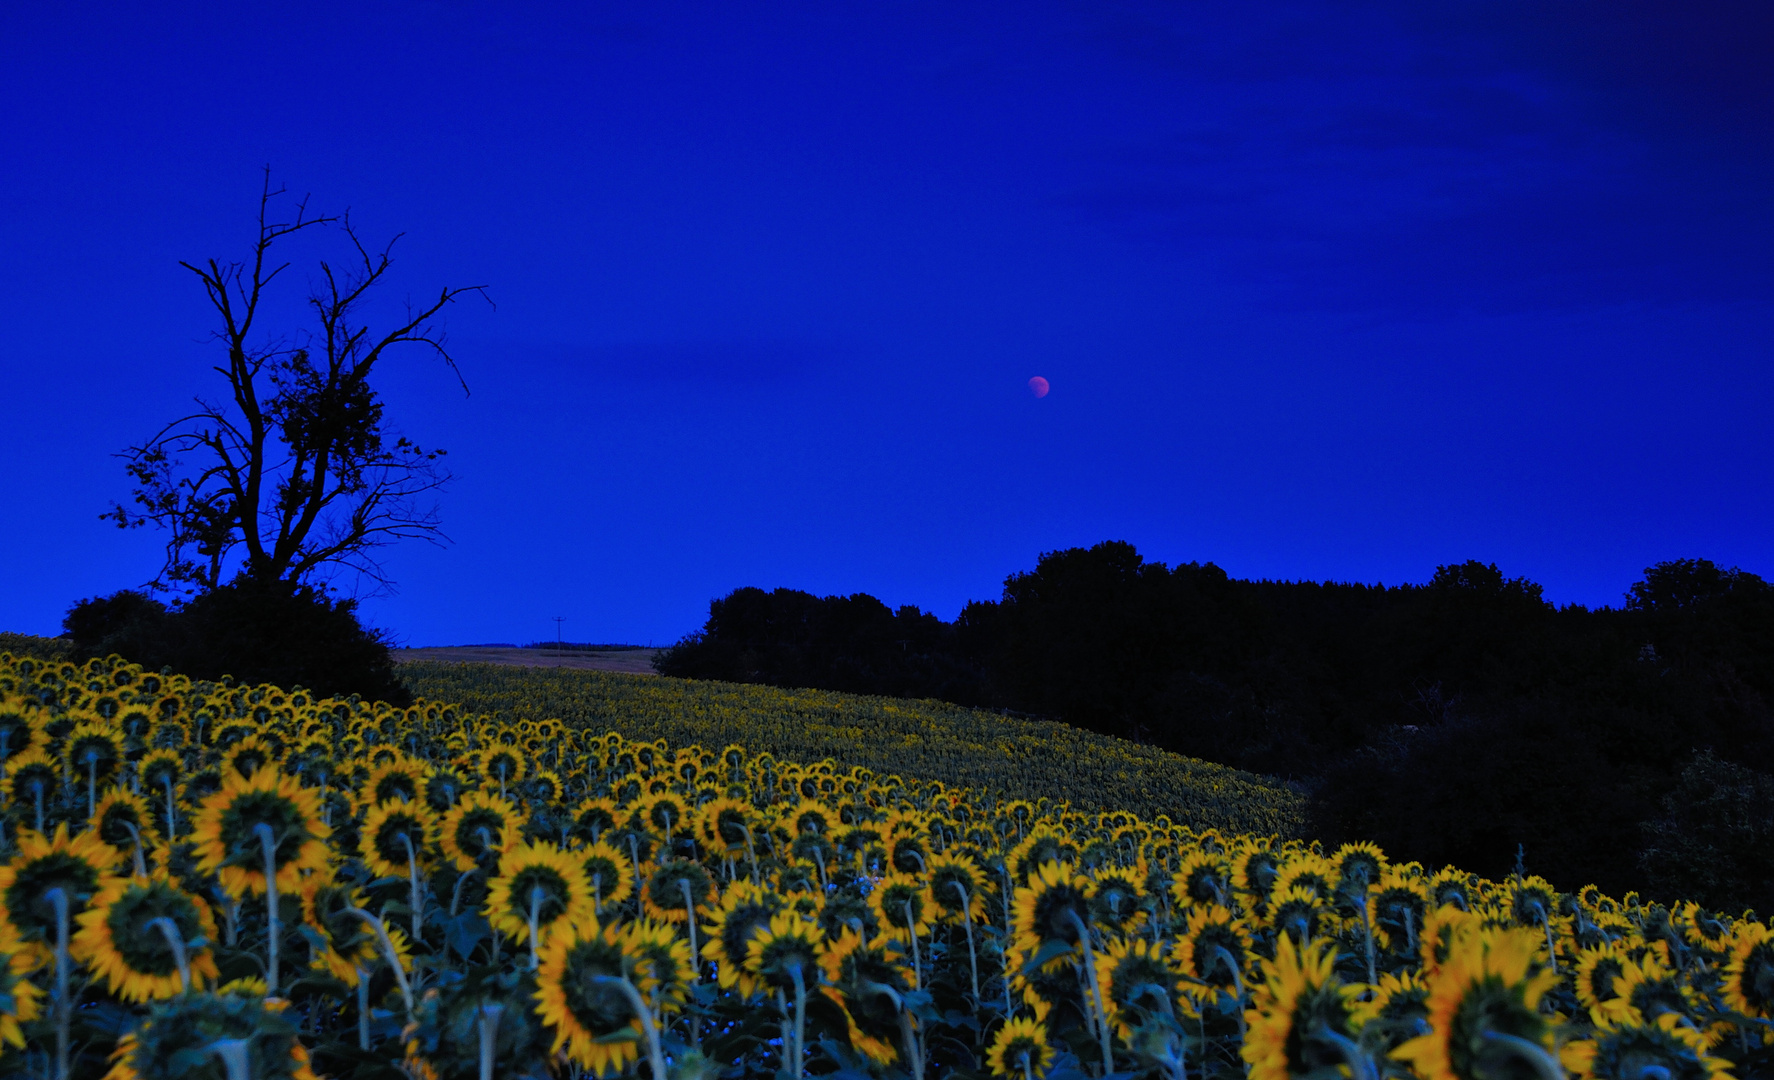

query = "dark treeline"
[657, 541, 1774, 910]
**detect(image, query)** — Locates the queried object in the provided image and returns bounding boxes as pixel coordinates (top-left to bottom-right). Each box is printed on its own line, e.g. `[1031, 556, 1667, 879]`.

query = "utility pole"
[552, 616, 565, 650]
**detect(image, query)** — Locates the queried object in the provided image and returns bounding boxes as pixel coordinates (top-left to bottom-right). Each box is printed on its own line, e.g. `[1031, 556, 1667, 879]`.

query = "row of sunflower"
[398, 661, 1308, 837]
[0, 652, 1767, 1080]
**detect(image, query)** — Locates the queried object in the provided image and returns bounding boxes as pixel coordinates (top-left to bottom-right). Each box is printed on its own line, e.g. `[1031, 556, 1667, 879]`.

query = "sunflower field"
[0, 652, 1769, 1080]
[398, 662, 1305, 837]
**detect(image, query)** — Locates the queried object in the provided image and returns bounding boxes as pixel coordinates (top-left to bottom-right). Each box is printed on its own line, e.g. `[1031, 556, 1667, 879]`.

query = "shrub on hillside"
[63, 578, 409, 704]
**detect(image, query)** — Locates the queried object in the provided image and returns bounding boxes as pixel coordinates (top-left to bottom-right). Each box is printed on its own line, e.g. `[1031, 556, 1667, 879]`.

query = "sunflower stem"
[1211, 945, 1248, 1043]
[1360, 894, 1377, 987]
[899, 1003, 926, 1080]
[740, 823, 761, 884]
[528, 884, 544, 969]
[357, 967, 371, 1049]
[208, 1038, 251, 1080]
[343, 905, 415, 1019]
[49, 887, 70, 1080]
[1479, 1032, 1565, 1080]
[1310, 1024, 1376, 1080]
[32, 780, 44, 834]
[120, 821, 148, 878]
[86, 752, 97, 819]
[400, 831, 424, 942]
[788, 960, 808, 1078]
[255, 822, 280, 994]
[954, 882, 981, 1001]
[143, 915, 192, 992]
[628, 833, 645, 899]
[1065, 909, 1115, 1078]
[679, 877, 700, 968]
[591, 974, 667, 1080]
[904, 900, 923, 990]
[162, 774, 177, 840]
[477, 1002, 504, 1080]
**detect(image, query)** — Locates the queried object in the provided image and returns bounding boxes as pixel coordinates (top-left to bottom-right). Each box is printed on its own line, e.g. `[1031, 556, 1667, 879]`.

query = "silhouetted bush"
[1639, 750, 1774, 915]
[63, 578, 409, 705]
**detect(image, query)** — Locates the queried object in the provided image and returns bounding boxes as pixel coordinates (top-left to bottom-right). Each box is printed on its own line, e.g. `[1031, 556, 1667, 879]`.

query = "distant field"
[392, 645, 663, 674]
[401, 659, 1309, 836]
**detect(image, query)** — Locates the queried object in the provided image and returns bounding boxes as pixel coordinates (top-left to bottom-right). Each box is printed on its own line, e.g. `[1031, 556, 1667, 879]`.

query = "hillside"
[400, 658, 1308, 836]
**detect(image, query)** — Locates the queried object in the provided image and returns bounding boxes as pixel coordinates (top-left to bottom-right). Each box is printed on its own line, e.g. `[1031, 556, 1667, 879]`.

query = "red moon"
[1028, 376, 1050, 398]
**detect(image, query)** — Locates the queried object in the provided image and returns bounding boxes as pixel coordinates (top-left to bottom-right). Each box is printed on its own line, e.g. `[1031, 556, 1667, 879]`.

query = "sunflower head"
[1576, 943, 1630, 1013]
[0, 823, 113, 960]
[360, 800, 437, 881]
[625, 918, 694, 1011]
[1013, 861, 1095, 951]
[1396, 927, 1560, 1080]
[745, 911, 826, 991]
[72, 871, 221, 1002]
[440, 791, 528, 872]
[1722, 921, 1774, 1019]
[987, 1016, 1055, 1078]
[1242, 933, 1375, 1080]
[534, 915, 652, 1075]
[109, 982, 319, 1080]
[191, 768, 331, 898]
[927, 850, 990, 923]
[1097, 935, 1185, 1041]
[1089, 865, 1149, 934]
[642, 857, 717, 924]
[870, 873, 933, 943]
[91, 787, 161, 864]
[702, 880, 783, 996]
[1562, 1011, 1734, 1080]
[1175, 904, 1253, 994]
[486, 841, 595, 946]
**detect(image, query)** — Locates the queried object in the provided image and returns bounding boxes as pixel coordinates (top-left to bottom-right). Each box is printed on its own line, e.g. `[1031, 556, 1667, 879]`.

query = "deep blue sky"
[4, 2, 1770, 646]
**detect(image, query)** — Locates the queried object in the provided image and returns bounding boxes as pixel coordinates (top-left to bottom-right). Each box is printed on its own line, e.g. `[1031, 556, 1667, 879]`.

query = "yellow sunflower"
[357, 755, 434, 811]
[72, 872, 221, 1001]
[190, 767, 330, 898]
[701, 879, 784, 997]
[90, 787, 162, 868]
[1173, 903, 1254, 1000]
[1243, 933, 1375, 1080]
[5, 747, 61, 831]
[1602, 951, 1698, 1025]
[1396, 927, 1560, 1080]
[439, 790, 528, 872]
[1096, 935, 1186, 1040]
[987, 1016, 1055, 1079]
[1575, 942, 1631, 1013]
[219, 734, 276, 781]
[640, 857, 718, 926]
[485, 841, 596, 950]
[927, 850, 991, 924]
[360, 800, 438, 881]
[745, 910, 827, 991]
[301, 872, 412, 987]
[870, 872, 934, 945]
[1722, 920, 1774, 1019]
[1172, 849, 1232, 910]
[534, 915, 653, 1076]
[479, 745, 528, 794]
[818, 927, 913, 1066]
[0, 923, 42, 1049]
[579, 840, 634, 913]
[1562, 1011, 1734, 1080]
[1012, 861, 1095, 957]
[0, 823, 115, 965]
[626, 918, 694, 1012]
